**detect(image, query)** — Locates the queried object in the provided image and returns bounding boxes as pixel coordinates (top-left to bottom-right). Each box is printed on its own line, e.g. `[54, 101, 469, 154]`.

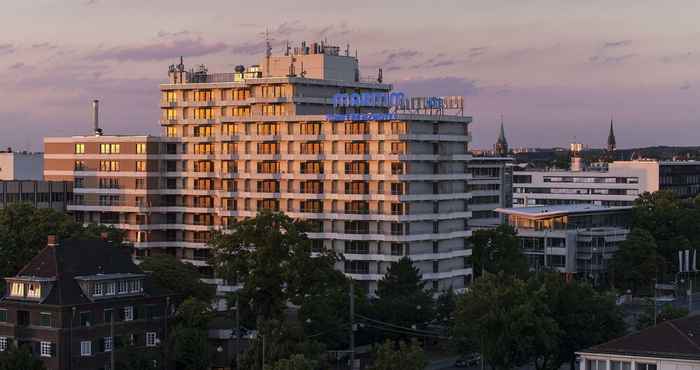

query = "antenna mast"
[265, 28, 272, 77]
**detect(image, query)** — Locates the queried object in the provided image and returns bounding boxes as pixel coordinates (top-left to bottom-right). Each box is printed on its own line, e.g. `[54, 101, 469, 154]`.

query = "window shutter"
[51, 343, 56, 357]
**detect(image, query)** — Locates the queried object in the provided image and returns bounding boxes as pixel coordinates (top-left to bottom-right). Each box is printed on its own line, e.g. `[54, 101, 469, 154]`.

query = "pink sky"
[1, 0, 699, 151]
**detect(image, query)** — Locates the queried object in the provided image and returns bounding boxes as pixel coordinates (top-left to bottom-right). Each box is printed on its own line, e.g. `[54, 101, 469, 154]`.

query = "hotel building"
[44, 42, 473, 293]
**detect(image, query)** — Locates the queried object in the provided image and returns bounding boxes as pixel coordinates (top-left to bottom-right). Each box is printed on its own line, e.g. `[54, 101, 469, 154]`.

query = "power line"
[355, 314, 445, 336]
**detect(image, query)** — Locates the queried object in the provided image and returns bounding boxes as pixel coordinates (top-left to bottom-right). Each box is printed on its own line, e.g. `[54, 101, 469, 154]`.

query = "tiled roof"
[5, 239, 167, 305]
[580, 315, 700, 360]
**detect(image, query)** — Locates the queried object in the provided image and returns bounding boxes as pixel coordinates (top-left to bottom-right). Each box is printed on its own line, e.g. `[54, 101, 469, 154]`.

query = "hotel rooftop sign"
[331, 92, 464, 114]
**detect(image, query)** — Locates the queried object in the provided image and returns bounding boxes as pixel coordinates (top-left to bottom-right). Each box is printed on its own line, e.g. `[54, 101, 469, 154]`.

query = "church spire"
[495, 114, 509, 156]
[607, 118, 616, 152]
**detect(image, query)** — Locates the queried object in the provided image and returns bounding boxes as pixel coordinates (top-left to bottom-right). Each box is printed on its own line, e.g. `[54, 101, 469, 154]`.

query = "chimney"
[47, 235, 58, 247]
[93, 99, 103, 136]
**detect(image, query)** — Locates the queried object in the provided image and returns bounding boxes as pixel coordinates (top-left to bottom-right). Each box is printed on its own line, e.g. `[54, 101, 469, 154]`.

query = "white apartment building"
[0, 151, 44, 181]
[468, 156, 513, 228]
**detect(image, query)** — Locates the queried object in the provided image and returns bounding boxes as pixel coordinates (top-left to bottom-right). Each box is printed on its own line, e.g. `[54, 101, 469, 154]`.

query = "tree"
[636, 303, 688, 330]
[0, 344, 46, 370]
[139, 255, 214, 302]
[531, 273, 625, 370]
[241, 319, 326, 370]
[368, 340, 427, 370]
[265, 354, 317, 370]
[209, 211, 340, 323]
[452, 274, 559, 370]
[435, 289, 457, 325]
[372, 257, 434, 334]
[470, 225, 528, 279]
[609, 228, 660, 295]
[167, 298, 212, 370]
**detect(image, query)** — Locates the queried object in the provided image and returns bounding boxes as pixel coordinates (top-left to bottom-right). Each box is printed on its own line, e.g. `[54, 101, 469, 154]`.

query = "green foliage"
[209, 211, 340, 322]
[139, 255, 214, 302]
[609, 228, 660, 295]
[636, 303, 689, 330]
[0, 344, 46, 370]
[174, 297, 213, 329]
[171, 326, 210, 370]
[117, 346, 161, 370]
[531, 273, 625, 370]
[435, 289, 457, 325]
[373, 257, 434, 334]
[265, 354, 317, 370]
[241, 319, 326, 370]
[368, 340, 427, 370]
[470, 225, 528, 279]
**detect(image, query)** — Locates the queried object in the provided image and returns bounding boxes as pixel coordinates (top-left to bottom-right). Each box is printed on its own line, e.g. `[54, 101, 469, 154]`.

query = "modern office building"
[44, 41, 474, 293]
[512, 159, 700, 207]
[496, 204, 631, 283]
[578, 315, 700, 369]
[468, 156, 513, 228]
[0, 180, 72, 211]
[0, 150, 44, 181]
[0, 236, 172, 370]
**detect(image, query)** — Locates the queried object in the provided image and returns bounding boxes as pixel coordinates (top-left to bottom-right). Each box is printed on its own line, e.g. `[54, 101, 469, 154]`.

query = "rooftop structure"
[468, 156, 513, 228]
[0, 151, 43, 181]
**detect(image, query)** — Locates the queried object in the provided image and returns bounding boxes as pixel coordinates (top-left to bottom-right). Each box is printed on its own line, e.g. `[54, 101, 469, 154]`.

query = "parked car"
[455, 353, 481, 368]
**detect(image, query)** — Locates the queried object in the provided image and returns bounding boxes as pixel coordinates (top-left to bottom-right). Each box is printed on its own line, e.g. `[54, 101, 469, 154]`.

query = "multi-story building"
[0, 180, 72, 211]
[45, 41, 474, 293]
[496, 204, 631, 283]
[0, 150, 44, 181]
[512, 159, 700, 207]
[578, 315, 700, 369]
[468, 156, 513, 228]
[0, 236, 172, 370]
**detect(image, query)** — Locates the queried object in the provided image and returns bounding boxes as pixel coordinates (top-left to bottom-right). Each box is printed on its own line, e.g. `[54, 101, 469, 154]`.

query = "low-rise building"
[0, 180, 72, 211]
[496, 204, 631, 283]
[577, 315, 700, 370]
[0, 236, 173, 370]
[0, 151, 44, 181]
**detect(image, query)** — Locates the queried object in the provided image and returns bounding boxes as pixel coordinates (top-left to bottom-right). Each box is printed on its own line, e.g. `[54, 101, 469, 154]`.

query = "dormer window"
[10, 282, 24, 297]
[105, 282, 115, 296]
[6, 278, 51, 301]
[117, 280, 129, 294]
[27, 283, 41, 298]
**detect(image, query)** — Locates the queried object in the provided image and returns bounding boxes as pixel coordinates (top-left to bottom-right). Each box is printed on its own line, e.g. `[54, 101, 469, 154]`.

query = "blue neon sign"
[332, 92, 405, 108]
[325, 113, 397, 121]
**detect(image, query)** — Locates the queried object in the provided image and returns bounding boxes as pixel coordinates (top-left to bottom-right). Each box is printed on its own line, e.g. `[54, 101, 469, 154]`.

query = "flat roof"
[495, 204, 633, 219]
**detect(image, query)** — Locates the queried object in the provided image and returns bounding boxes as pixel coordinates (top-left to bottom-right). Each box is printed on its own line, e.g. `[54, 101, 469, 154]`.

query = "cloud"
[380, 49, 422, 66]
[0, 44, 15, 56]
[661, 51, 693, 64]
[8, 62, 28, 70]
[230, 40, 268, 56]
[589, 53, 637, 64]
[603, 40, 632, 48]
[394, 77, 479, 97]
[680, 81, 691, 90]
[87, 38, 228, 62]
[85, 0, 99, 5]
[31, 42, 57, 50]
[157, 30, 192, 38]
[467, 46, 489, 59]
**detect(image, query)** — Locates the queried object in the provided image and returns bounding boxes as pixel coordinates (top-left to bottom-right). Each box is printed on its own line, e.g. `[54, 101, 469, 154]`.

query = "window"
[300, 161, 323, 174]
[104, 309, 113, 323]
[165, 108, 177, 120]
[391, 162, 404, 175]
[10, 282, 24, 297]
[104, 336, 113, 352]
[118, 280, 129, 294]
[166, 126, 178, 137]
[391, 243, 404, 256]
[100, 144, 120, 154]
[74, 160, 86, 171]
[193, 90, 212, 101]
[299, 122, 322, 135]
[99, 160, 120, 172]
[129, 279, 143, 293]
[611, 361, 631, 370]
[146, 332, 158, 347]
[136, 161, 147, 172]
[40, 312, 52, 327]
[300, 142, 322, 154]
[0, 337, 6, 352]
[80, 311, 92, 327]
[123, 306, 134, 321]
[75, 143, 85, 154]
[635, 364, 656, 370]
[586, 360, 607, 370]
[345, 241, 369, 254]
[136, 143, 147, 154]
[0, 310, 6, 322]
[391, 182, 404, 195]
[17, 310, 29, 326]
[40, 341, 52, 357]
[165, 91, 176, 103]
[81, 341, 92, 357]
[105, 282, 115, 296]
[26, 283, 41, 298]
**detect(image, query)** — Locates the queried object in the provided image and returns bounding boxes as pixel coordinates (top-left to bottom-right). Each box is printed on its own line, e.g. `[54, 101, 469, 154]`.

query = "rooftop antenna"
[377, 68, 383, 83]
[300, 61, 306, 78]
[93, 99, 103, 136]
[285, 40, 291, 56]
[265, 27, 272, 76]
[345, 43, 350, 56]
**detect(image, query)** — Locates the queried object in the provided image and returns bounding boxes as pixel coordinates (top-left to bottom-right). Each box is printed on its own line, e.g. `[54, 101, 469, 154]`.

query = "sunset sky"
[2, 0, 700, 151]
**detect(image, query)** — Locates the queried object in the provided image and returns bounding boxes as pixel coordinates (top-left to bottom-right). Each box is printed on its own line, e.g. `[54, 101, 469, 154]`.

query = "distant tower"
[494, 115, 509, 156]
[607, 119, 617, 152]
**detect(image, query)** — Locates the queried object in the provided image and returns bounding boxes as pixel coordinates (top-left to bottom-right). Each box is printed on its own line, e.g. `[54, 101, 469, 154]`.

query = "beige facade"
[44, 44, 473, 293]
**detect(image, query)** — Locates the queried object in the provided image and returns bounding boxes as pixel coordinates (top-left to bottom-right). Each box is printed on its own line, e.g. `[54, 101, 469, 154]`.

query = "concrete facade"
[0, 152, 44, 181]
[468, 156, 513, 229]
